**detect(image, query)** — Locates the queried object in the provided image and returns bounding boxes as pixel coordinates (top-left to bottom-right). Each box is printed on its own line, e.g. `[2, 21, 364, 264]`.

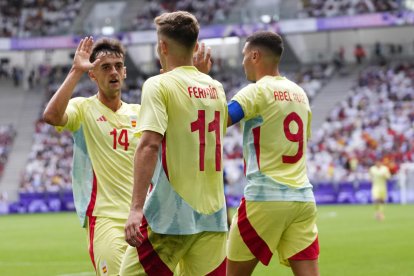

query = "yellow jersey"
[137, 66, 228, 234]
[58, 95, 140, 227]
[232, 76, 314, 202]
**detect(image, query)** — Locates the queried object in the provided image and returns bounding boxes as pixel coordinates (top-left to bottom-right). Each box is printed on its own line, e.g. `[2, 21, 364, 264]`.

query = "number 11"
[190, 110, 221, 171]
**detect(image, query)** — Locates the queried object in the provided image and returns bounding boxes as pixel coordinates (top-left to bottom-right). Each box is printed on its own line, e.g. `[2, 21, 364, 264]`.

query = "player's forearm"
[43, 67, 84, 126]
[130, 141, 160, 211]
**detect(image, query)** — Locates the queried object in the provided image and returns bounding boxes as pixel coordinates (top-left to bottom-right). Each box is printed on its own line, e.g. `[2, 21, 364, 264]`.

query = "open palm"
[73, 36, 100, 72]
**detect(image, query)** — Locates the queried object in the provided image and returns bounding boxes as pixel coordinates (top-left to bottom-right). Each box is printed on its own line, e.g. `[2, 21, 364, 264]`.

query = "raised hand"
[73, 36, 100, 72]
[193, 42, 212, 74]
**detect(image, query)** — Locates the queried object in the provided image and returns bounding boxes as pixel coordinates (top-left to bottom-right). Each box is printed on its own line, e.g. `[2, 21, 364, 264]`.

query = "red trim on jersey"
[243, 159, 246, 176]
[289, 236, 319, 261]
[86, 171, 98, 216]
[237, 197, 272, 265]
[88, 216, 97, 270]
[206, 258, 227, 276]
[161, 136, 169, 180]
[252, 127, 261, 169]
[86, 172, 98, 270]
[137, 217, 173, 276]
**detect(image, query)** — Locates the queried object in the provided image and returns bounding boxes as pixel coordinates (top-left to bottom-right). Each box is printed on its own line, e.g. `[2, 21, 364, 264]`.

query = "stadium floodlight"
[406, 0, 414, 10]
[101, 26, 115, 36]
[261, 14, 271, 24]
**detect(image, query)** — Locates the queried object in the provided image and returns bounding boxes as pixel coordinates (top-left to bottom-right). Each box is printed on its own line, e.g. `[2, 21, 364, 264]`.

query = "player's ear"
[88, 70, 96, 82]
[159, 39, 168, 55]
[252, 50, 260, 64]
[124, 67, 127, 79]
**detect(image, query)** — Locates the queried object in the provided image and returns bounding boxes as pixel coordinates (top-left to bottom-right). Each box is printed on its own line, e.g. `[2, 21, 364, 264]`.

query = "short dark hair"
[246, 31, 284, 58]
[154, 11, 199, 49]
[89, 38, 125, 63]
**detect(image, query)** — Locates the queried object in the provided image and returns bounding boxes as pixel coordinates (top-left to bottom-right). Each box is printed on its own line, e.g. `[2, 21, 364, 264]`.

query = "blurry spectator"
[333, 51, 344, 71]
[354, 44, 366, 64]
[374, 42, 382, 59]
[12, 66, 23, 87]
[0, 124, 16, 179]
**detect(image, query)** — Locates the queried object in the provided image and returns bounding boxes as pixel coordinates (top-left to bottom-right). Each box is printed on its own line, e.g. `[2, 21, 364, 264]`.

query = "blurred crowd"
[0, 124, 16, 179]
[131, 0, 236, 31]
[308, 62, 414, 182]
[298, 0, 401, 18]
[0, 0, 83, 37]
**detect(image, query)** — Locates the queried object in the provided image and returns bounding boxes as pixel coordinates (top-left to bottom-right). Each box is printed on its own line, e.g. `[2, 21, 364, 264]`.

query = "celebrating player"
[223, 31, 320, 276]
[43, 37, 140, 275]
[122, 11, 228, 275]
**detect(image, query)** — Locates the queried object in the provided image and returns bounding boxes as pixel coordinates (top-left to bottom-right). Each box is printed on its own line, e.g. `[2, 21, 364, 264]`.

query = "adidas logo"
[97, 115, 107, 122]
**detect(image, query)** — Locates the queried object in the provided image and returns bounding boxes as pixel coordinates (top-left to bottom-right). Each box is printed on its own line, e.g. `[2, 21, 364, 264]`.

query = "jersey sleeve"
[135, 76, 168, 136]
[231, 84, 258, 120]
[56, 97, 84, 132]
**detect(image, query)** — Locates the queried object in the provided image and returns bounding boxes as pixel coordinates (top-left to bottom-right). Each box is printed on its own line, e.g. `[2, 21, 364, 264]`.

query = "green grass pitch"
[1, 204, 413, 276]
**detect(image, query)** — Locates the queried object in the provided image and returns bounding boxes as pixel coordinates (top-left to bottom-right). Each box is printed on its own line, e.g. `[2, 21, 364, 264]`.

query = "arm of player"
[193, 42, 212, 74]
[125, 130, 163, 247]
[43, 36, 100, 126]
[227, 100, 245, 127]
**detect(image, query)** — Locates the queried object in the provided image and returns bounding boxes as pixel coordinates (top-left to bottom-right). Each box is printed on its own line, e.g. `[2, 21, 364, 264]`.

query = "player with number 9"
[43, 37, 140, 275]
[225, 31, 320, 276]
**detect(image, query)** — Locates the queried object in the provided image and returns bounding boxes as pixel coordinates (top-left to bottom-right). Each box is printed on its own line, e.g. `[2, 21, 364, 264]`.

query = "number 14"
[110, 128, 129, 151]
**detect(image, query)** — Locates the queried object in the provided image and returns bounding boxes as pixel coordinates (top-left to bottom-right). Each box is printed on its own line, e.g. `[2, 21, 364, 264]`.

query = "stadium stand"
[129, 0, 238, 31]
[0, 0, 83, 37]
[308, 61, 414, 183]
[298, 0, 401, 18]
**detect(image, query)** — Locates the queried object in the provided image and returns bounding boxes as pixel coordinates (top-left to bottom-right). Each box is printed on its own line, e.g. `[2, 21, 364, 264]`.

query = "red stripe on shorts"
[161, 136, 169, 180]
[238, 197, 272, 265]
[88, 216, 97, 270]
[206, 258, 226, 276]
[289, 236, 320, 261]
[252, 127, 261, 169]
[137, 217, 173, 276]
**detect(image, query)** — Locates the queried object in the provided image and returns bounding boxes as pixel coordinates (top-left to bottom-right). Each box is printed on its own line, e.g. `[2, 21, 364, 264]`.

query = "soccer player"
[225, 31, 319, 276]
[369, 160, 391, 221]
[43, 37, 140, 275]
[122, 11, 228, 275]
